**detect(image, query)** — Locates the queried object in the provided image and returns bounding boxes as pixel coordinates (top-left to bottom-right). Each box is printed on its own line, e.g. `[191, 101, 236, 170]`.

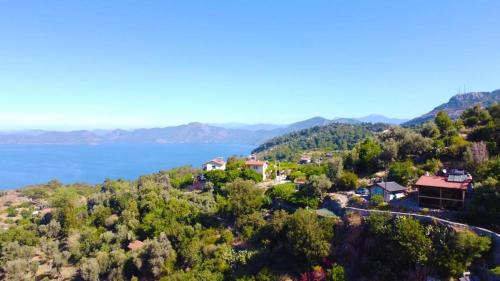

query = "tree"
[157, 172, 171, 190]
[370, 194, 384, 207]
[306, 174, 332, 199]
[337, 171, 358, 191]
[388, 160, 417, 186]
[467, 177, 499, 228]
[236, 211, 266, 240]
[399, 132, 433, 159]
[204, 170, 227, 187]
[449, 231, 491, 277]
[301, 266, 326, 281]
[46, 179, 63, 189]
[461, 105, 492, 127]
[46, 220, 61, 238]
[267, 183, 296, 201]
[6, 207, 17, 217]
[357, 138, 382, 173]
[226, 179, 264, 217]
[241, 168, 263, 182]
[366, 213, 392, 236]
[90, 204, 112, 227]
[269, 210, 290, 238]
[421, 122, 440, 138]
[137, 233, 177, 278]
[203, 181, 215, 193]
[286, 209, 333, 265]
[393, 217, 431, 265]
[80, 257, 100, 281]
[431, 227, 492, 278]
[421, 158, 443, 175]
[470, 142, 489, 165]
[289, 171, 306, 182]
[380, 140, 399, 165]
[435, 111, 453, 134]
[327, 264, 347, 281]
[477, 157, 500, 181]
[326, 157, 343, 182]
[1, 243, 39, 281]
[50, 188, 82, 234]
[226, 156, 245, 170]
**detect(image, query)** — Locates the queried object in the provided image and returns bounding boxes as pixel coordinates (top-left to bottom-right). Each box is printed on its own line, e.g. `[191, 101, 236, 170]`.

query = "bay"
[0, 143, 253, 189]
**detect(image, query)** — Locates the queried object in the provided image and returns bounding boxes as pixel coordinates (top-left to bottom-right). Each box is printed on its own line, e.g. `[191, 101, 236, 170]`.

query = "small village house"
[245, 159, 269, 180]
[369, 181, 407, 202]
[127, 240, 144, 251]
[299, 156, 312, 164]
[202, 157, 226, 171]
[415, 169, 472, 209]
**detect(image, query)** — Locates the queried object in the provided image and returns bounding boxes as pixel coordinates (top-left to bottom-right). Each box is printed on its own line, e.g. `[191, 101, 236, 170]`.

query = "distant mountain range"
[404, 89, 500, 126]
[2, 88, 497, 145]
[0, 114, 404, 145]
[214, 114, 408, 130]
[355, 114, 410, 124]
[209, 123, 286, 131]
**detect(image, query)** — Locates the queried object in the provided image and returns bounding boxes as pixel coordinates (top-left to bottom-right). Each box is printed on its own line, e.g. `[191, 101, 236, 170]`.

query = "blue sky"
[1, 1, 499, 130]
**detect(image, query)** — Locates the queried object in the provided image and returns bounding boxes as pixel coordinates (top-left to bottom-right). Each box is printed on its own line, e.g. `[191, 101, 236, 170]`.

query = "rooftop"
[206, 158, 225, 166]
[415, 175, 471, 190]
[127, 240, 145, 251]
[374, 181, 407, 192]
[245, 160, 267, 166]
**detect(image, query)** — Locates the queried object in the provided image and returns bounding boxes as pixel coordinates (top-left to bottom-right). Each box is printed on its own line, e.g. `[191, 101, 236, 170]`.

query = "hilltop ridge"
[405, 90, 500, 125]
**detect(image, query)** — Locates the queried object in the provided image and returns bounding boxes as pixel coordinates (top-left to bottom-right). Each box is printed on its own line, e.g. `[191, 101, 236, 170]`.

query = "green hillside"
[252, 123, 390, 161]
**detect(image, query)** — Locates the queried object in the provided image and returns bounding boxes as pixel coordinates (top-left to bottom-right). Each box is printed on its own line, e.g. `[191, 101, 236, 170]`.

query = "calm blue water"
[0, 144, 253, 189]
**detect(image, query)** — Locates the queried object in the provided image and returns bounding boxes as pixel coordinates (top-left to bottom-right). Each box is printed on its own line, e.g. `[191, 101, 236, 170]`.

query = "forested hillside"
[252, 123, 390, 161]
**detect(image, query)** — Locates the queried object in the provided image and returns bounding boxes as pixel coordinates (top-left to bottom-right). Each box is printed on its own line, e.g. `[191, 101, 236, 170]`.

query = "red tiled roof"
[207, 158, 225, 165]
[40, 208, 53, 215]
[127, 240, 144, 250]
[245, 160, 267, 166]
[415, 175, 470, 190]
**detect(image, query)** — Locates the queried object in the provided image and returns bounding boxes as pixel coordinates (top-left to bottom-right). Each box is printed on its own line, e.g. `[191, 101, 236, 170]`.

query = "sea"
[0, 143, 254, 189]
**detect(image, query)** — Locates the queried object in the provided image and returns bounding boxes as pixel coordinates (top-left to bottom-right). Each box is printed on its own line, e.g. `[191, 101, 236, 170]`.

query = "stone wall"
[345, 207, 500, 266]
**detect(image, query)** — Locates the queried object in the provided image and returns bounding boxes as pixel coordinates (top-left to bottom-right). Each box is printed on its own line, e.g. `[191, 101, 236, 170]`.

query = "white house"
[245, 159, 269, 180]
[370, 181, 407, 202]
[202, 157, 226, 171]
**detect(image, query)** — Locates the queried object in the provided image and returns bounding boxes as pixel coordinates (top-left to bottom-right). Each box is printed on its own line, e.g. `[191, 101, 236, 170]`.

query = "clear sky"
[1, 1, 499, 130]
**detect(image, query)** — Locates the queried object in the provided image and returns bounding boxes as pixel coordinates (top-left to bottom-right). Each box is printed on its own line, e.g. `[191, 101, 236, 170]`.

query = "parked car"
[355, 187, 369, 196]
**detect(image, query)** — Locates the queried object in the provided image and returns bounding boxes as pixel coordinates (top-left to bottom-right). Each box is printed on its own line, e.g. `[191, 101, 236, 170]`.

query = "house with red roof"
[202, 157, 226, 171]
[415, 170, 472, 209]
[127, 240, 144, 251]
[245, 159, 269, 180]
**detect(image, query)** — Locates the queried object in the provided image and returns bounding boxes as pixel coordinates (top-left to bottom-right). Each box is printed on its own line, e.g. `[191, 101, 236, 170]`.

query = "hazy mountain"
[211, 123, 286, 131]
[0, 123, 284, 145]
[0, 124, 254, 145]
[356, 114, 409, 125]
[404, 90, 500, 126]
[285, 117, 333, 131]
[332, 118, 362, 124]
[0, 113, 421, 145]
[214, 115, 401, 131]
